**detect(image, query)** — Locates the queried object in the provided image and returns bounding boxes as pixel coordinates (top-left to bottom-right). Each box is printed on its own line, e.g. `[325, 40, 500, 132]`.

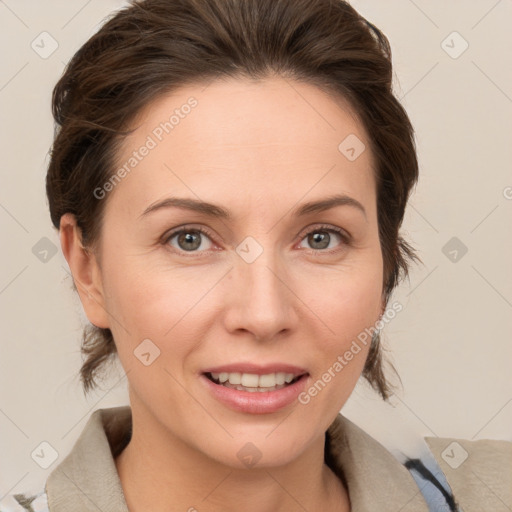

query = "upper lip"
[202, 363, 308, 376]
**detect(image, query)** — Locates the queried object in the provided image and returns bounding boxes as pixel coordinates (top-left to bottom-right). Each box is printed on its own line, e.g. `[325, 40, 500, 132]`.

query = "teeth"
[241, 373, 259, 387]
[275, 373, 286, 385]
[209, 371, 300, 388]
[221, 381, 282, 392]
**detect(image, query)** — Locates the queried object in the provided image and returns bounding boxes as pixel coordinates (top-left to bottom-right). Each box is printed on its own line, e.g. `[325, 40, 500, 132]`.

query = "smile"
[200, 369, 310, 414]
[205, 371, 303, 392]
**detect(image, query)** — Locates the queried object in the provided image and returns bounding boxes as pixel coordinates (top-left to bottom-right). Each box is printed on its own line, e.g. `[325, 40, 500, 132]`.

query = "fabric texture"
[425, 435, 512, 511]
[2, 405, 509, 511]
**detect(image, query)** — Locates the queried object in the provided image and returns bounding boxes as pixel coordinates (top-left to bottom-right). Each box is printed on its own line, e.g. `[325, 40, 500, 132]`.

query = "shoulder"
[326, 414, 456, 510]
[425, 435, 512, 511]
[1, 407, 130, 512]
[327, 414, 510, 511]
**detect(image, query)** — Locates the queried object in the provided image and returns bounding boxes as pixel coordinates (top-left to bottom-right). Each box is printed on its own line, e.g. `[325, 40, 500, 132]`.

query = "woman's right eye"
[164, 227, 216, 254]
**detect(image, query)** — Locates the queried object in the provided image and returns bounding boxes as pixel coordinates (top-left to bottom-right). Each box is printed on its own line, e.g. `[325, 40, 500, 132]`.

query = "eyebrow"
[140, 193, 367, 220]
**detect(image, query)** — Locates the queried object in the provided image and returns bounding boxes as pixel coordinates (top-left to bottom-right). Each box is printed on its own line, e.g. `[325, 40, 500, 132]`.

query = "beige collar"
[46, 405, 429, 511]
[326, 411, 429, 510]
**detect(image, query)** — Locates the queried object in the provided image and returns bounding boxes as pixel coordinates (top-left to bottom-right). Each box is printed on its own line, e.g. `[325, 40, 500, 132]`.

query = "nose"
[222, 244, 298, 343]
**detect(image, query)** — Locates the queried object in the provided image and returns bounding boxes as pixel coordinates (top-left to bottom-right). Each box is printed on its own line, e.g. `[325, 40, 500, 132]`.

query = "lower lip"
[200, 374, 309, 414]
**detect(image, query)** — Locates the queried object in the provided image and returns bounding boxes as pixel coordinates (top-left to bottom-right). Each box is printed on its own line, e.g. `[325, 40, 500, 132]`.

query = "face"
[80, 77, 384, 468]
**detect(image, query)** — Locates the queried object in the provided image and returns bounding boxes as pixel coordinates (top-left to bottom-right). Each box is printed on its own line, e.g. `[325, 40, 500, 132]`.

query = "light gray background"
[1, 0, 511, 497]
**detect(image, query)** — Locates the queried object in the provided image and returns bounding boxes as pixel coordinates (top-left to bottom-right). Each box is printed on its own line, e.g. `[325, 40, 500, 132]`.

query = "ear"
[59, 213, 110, 329]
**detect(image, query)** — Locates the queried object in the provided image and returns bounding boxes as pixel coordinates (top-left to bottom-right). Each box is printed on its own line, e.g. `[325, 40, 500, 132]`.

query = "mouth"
[204, 371, 307, 392]
[199, 363, 310, 413]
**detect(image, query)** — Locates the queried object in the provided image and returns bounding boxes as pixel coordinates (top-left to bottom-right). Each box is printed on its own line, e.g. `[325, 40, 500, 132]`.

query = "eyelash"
[162, 223, 351, 257]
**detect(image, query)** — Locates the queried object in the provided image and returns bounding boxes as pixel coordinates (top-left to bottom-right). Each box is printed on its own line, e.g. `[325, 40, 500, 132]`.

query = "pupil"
[310, 231, 329, 249]
[178, 231, 200, 251]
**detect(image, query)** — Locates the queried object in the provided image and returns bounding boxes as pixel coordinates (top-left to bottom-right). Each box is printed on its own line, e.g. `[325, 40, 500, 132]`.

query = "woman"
[2, 0, 509, 511]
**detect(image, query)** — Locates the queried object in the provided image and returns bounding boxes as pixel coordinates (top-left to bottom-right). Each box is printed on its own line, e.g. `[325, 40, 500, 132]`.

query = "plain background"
[1, 0, 511, 497]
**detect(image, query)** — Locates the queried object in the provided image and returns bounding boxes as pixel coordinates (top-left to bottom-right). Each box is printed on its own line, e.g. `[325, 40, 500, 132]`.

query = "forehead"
[107, 76, 376, 218]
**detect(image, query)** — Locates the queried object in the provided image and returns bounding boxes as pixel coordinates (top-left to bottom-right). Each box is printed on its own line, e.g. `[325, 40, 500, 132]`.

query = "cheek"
[305, 253, 383, 338]
[99, 254, 190, 355]
[294, 283, 380, 417]
[100, 256, 227, 378]
[300, 251, 383, 386]
[311, 282, 379, 373]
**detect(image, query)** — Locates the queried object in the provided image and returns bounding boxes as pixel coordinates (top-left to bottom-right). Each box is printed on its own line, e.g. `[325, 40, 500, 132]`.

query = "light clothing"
[2, 406, 510, 511]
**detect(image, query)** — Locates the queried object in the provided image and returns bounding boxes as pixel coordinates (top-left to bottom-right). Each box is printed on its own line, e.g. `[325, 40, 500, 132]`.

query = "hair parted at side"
[47, 0, 420, 399]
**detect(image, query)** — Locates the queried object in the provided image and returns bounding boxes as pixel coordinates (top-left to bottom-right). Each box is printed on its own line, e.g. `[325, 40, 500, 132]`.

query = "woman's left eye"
[298, 226, 349, 253]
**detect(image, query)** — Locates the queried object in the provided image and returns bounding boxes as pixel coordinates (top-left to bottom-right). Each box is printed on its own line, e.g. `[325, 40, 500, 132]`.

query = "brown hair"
[47, 0, 420, 399]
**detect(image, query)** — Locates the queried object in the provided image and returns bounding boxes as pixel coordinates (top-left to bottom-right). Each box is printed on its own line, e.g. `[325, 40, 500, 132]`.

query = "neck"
[114, 401, 350, 512]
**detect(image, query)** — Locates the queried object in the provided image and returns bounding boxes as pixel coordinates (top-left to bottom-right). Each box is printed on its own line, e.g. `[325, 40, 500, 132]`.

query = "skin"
[60, 76, 385, 512]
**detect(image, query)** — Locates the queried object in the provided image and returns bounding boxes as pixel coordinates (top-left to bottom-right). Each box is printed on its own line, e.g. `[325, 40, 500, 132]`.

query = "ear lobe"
[59, 213, 110, 329]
